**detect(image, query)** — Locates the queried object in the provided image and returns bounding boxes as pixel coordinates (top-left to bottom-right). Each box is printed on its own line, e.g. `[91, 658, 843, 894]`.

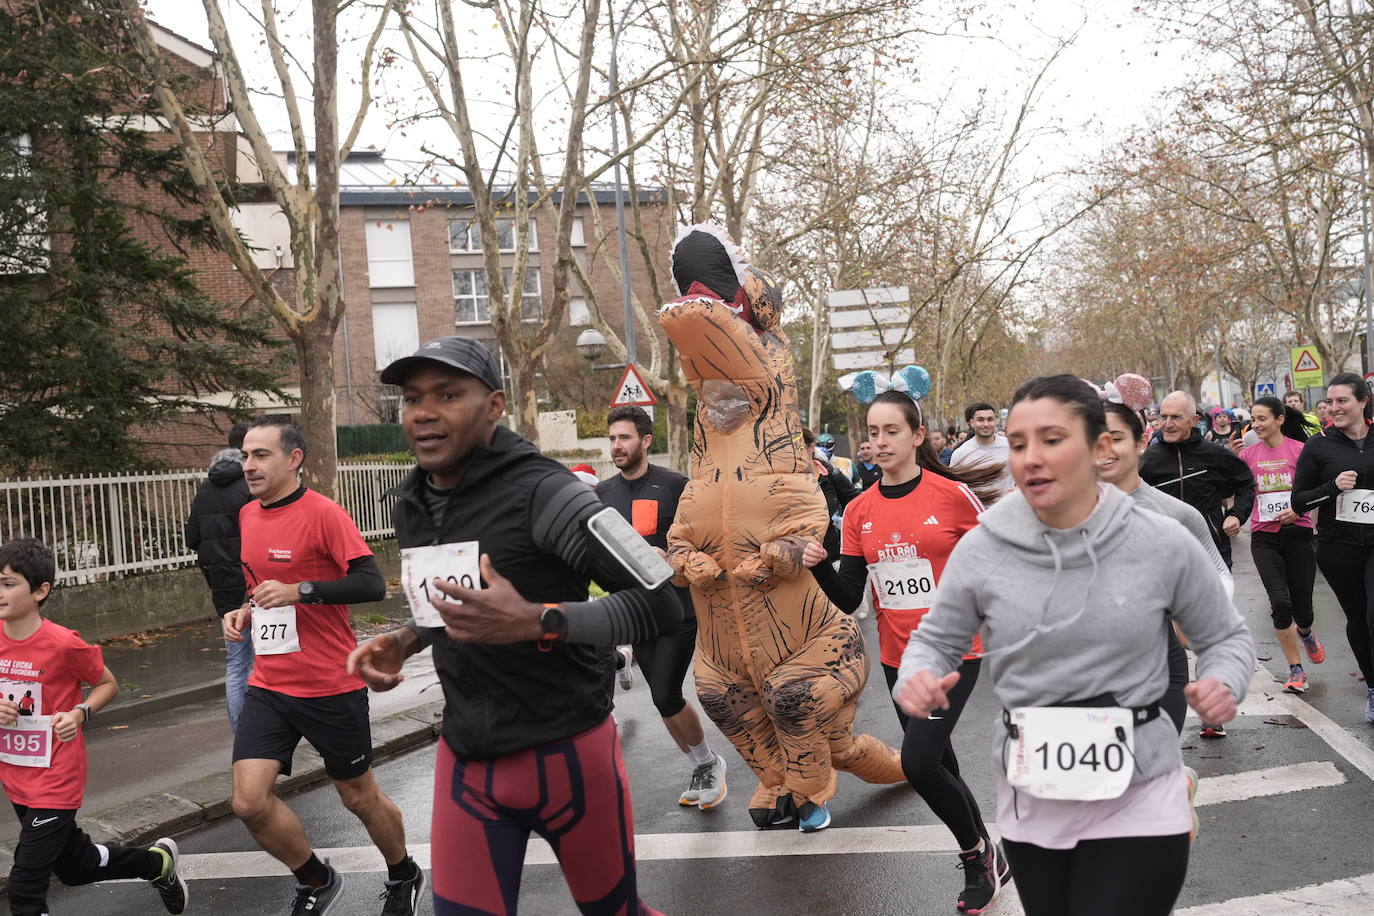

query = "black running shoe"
[291, 862, 345, 915]
[956, 841, 1005, 914]
[380, 862, 424, 916]
[149, 837, 188, 914]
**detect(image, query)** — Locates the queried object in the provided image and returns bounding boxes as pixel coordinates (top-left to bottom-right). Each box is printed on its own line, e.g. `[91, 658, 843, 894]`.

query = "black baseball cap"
[380, 336, 503, 391]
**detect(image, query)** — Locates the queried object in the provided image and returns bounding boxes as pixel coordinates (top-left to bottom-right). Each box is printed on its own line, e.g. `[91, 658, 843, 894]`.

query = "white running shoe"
[616, 645, 634, 690]
[679, 753, 728, 809]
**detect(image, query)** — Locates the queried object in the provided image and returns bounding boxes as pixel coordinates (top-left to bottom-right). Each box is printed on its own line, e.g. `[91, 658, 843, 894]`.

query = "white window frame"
[568, 296, 590, 327]
[448, 218, 538, 253]
[570, 217, 586, 247]
[453, 267, 542, 325]
[364, 219, 415, 288]
[371, 302, 419, 370]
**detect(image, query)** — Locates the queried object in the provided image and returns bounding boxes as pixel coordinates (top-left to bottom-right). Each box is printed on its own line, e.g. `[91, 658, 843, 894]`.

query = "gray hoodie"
[897, 483, 1254, 786]
[1127, 482, 1233, 590]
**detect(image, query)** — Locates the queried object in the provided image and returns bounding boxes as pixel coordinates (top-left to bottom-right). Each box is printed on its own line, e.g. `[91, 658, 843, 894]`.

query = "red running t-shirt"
[240, 488, 371, 697]
[0, 620, 105, 808]
[841, 471, 985, 667]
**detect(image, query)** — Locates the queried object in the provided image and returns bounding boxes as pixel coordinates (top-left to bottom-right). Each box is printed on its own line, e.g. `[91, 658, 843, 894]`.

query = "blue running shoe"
[798, 801, 831, 833]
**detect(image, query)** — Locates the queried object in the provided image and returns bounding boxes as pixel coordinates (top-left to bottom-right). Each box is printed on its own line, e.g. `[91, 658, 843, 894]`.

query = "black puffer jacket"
[184, 449, 253, 615]
[1140, 429, 1255, 555]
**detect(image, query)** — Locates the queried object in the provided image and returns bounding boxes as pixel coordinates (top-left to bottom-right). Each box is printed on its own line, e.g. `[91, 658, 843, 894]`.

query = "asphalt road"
[43, 532, 1374, 915]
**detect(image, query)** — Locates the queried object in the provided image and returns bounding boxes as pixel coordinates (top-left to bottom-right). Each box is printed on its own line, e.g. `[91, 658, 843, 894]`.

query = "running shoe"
[1200, 723, 1227, 739]
[379, 862, 424, 916]
[797, 800, 831, 833]
[1283, 669, 1309, 694]
[148, 837, 187, 914]
[291, 862, 345, 915]
[679, 753, 728, 809]
[1365, 686, 1374, 725]
[616, 645, 634, 690]
[1184, 766, 1200, 844]
[1300, 630, 1325, 664]
[956, 841, 1006, 913]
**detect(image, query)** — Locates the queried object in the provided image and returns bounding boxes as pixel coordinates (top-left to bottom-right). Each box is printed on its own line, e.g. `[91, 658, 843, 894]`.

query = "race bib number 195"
[0, 716, 52, 768]
[1006, 706, 1134, 800]
[401, 542, 481, 627]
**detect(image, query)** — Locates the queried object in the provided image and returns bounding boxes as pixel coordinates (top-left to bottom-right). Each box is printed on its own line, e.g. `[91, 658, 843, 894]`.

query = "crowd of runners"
[1, 329, 1372, 916]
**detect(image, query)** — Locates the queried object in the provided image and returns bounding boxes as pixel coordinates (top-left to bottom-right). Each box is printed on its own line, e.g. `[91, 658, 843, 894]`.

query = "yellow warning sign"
[1290, 346, 1324, 388]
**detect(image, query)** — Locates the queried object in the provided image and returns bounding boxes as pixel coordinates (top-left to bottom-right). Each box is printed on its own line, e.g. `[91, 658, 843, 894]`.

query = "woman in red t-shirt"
[803, 390, 1006, 914]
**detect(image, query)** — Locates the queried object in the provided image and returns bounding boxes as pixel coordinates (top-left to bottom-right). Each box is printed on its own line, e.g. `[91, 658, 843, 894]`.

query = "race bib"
[252, 603, 300, 655]
[1005, 706, 1134, 800]
[401, 542, 480, 627]
[0, 716, 53, 768]
[1336, 488, 1374, 525]
[874, 558, 936, 612]
[1257, 490, 1292, 523]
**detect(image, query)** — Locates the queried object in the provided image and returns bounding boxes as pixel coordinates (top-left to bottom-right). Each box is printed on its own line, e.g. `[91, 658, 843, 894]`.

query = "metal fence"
[0, 462, 411, 586]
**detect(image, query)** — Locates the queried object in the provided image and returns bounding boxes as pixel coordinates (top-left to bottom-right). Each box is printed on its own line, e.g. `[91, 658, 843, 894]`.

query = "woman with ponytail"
[1293, 372, 1374, 722]
[801, 389, 1007, 914]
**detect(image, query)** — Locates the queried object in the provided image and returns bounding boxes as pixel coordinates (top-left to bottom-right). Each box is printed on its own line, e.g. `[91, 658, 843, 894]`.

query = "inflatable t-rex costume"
[659, 225, 903, 828]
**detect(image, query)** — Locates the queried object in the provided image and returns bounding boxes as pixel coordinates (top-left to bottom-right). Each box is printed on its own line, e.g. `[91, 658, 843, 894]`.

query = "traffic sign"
[1255, 382, 1276, 398]
[1290, 346, 1324, 388]
[610, 363, 656, 407]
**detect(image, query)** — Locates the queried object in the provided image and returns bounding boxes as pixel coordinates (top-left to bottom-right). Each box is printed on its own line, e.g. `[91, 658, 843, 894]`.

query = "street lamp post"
[1363, 147, 1373, 375]
[608, 0, 639, 367]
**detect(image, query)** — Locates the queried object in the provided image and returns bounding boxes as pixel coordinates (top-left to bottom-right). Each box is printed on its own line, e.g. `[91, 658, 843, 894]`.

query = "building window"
[371, 302, 419, 370]
[570, 217, 586, 247]
[448, 217, 537, 253]
[1, 134, 47, 275]
[569, 296, 590, 326]
[377, 385, 401, 424]
[453, 268, 542, 324]
[364, 219, 414, 287]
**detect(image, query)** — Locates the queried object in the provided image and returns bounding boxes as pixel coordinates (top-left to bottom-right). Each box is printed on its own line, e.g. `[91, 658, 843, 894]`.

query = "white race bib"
[401, 542, 480, 627]
[1336, 488, 1374, 524]
[874, 558, 936, 612]
[0, 716, 53, 768]
[252, 603, 300, 655]
[1005, 706, 1134, 800]
[1257, 490, 1292, 523]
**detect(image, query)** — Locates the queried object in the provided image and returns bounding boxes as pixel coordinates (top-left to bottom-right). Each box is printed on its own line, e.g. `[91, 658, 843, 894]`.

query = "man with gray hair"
[1140, 390, 1256, 570]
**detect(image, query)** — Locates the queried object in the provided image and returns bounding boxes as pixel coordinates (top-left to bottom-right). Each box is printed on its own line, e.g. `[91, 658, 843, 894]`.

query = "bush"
[337, 424, 408, 458]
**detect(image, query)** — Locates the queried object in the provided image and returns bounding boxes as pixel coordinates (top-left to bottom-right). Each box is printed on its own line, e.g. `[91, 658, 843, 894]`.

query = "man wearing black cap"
[348, 336, 681, 915]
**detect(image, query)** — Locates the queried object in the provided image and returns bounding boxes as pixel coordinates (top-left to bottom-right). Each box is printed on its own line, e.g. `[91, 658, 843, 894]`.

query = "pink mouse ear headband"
[1085, 373, 1154, 428]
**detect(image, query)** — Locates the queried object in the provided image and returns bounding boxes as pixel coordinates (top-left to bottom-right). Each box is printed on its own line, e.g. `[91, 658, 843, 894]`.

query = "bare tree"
[120, 0, 395, 497]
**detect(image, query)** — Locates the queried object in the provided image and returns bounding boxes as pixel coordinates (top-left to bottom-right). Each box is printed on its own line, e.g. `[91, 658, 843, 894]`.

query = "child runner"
[0, 538, 187, 915]
[895, 375, 1254, 916]
[1240, 396, 1323, 693]
[804, 389, 1007, 914]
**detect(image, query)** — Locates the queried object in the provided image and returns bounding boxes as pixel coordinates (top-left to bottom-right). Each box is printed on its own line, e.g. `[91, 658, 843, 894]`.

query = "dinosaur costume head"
[659, 225, 799, 470]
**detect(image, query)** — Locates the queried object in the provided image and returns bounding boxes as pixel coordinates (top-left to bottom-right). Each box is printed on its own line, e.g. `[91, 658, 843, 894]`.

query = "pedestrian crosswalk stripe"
[158, 761, 1347, 881]
[1175, 871, 1374, 915]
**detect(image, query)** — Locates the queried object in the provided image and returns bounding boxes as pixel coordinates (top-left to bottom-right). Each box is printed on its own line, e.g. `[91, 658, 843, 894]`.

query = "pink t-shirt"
[995, 765, 1192, 849]
[1239, 438, 1313, 534]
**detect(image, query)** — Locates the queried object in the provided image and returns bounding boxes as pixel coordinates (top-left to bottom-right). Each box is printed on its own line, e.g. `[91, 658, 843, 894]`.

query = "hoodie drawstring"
[979, 529, 1100, 661]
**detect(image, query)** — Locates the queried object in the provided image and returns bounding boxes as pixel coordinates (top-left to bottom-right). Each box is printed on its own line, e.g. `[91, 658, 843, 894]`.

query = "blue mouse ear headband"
[838, 365, 932, 404]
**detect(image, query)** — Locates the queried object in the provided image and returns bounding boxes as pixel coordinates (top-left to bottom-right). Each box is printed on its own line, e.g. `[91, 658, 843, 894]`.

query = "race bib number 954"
[1006, 706, 1134, 800]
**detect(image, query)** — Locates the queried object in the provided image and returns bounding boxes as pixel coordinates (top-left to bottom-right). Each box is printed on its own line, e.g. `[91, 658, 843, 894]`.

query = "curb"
[0, 699, 446, 886]
[100, 679, 228, 727]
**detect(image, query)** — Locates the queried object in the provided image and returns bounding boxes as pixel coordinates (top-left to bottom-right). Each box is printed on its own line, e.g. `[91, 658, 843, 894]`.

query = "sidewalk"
[0, 606, 444, 880]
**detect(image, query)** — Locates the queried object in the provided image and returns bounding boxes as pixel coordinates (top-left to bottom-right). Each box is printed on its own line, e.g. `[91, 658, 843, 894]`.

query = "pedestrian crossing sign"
[610, 363, 657, 407]
[1290, 346, 1324, 388]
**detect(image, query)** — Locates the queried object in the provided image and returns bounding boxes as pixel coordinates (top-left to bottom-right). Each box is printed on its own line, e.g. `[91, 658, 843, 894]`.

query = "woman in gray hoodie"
[894, 375, 1255, 916]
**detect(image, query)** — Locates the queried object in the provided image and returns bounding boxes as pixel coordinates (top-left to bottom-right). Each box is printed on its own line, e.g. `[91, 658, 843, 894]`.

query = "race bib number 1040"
[1006, 706, 1134, 801]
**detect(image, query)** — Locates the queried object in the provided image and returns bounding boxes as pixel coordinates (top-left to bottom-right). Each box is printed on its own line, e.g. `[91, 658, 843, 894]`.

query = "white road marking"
[1175, 871, 1374, 915]
[168, 755, 1343, 881]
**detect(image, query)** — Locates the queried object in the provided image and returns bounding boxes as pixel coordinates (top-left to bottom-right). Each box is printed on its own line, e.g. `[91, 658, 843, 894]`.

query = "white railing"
[0, 462, 410, 586]
[0, 455, 677, 586]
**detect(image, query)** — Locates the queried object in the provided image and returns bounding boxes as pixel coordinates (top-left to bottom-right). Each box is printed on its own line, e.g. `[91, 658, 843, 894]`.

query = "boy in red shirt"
[0, 538, 186, 915]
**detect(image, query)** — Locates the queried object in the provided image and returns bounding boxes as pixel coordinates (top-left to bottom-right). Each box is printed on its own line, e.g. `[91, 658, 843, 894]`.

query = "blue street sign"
[1256, 382, 1276, 398]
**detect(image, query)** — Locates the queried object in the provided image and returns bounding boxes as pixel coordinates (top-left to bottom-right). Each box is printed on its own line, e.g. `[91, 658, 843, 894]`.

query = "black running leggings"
[1315, 540, 1374, 683]
[635, 595, 698, 718]
[882, 660, 989, 850]
[1163, 626, 1188, 736]
[1251, 526, 1317, 631]
[1001, 833, 1191, 916]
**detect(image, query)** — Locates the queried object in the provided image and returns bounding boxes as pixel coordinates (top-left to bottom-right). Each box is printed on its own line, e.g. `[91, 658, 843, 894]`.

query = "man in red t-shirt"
[223, 417, 421, 915]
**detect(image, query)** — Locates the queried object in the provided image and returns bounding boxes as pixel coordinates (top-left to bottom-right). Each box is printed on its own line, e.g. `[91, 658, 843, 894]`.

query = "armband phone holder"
[586, 507, 674, 590]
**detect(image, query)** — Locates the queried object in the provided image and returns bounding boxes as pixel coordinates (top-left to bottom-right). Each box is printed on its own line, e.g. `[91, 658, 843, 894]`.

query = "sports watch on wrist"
[298, 581, 317, 603]
[74, 703, 92, 725]
[539, 603, 566, 638]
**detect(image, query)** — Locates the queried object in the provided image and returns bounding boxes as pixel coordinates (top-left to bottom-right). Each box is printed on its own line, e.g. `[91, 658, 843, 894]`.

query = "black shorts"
[233, 686, 373, 781]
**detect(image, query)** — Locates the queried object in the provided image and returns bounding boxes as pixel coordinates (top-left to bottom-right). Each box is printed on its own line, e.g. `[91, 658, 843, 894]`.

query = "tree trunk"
[665, 380, 690, 475]
[513, 359, 541, 446]
[296, 325, 339, 499]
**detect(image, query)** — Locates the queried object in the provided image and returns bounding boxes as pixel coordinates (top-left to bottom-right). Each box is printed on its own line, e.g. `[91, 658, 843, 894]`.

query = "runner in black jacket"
[1140, 393, 1255, 568]
[1292, 372, 1374, 722]
[347, 337, 678, 916]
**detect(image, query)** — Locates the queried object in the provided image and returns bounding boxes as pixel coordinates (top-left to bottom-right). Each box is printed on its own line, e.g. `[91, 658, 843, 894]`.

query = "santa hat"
[569, 463, 599, 487]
